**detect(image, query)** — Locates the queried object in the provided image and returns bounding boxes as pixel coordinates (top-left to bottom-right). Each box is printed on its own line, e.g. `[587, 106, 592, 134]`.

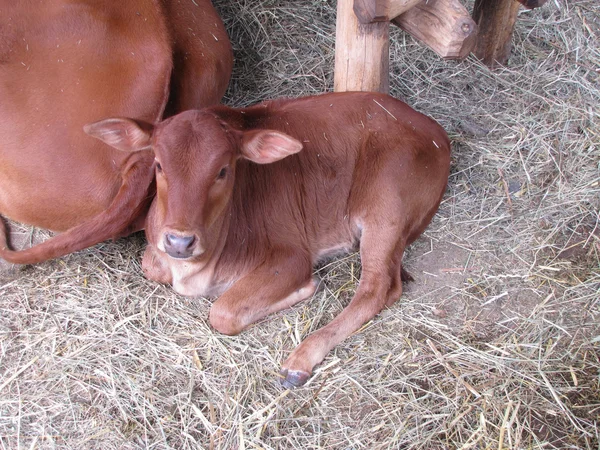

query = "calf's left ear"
[240, 130, 303, 164]
[84, 118, 154, 152]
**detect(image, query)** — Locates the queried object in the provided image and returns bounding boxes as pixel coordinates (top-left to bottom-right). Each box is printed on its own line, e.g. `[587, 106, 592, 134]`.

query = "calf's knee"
[209, 302, 244, 336]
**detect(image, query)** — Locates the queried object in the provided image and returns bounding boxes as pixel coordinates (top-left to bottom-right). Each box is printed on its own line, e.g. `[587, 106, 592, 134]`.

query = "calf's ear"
[84, 118, 153, 152]
[240, 130, 303, 164]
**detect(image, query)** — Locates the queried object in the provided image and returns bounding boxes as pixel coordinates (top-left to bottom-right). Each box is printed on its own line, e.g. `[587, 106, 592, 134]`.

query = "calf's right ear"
[84, 118, 153, 152]
[240, 129, 303, 164]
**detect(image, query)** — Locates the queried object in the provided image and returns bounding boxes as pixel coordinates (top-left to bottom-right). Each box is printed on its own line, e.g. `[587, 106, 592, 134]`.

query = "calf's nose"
[163, 233, 196, 259]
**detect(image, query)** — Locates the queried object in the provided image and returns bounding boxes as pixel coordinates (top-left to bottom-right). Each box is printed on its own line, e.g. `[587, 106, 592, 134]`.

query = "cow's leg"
[280, 229, 407, 388]
[209, 248, 316, 336]
[386, 241, 414, 307]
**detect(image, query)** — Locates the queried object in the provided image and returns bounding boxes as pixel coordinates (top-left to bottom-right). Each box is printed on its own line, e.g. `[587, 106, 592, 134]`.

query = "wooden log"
[472, 0, 521, 67]
[517, 0, 547, 9]
[393, 0, 477, 60]
[334, 0, 390, 93]
[388, 0, 425, 19]
[354, 0, 424, 23]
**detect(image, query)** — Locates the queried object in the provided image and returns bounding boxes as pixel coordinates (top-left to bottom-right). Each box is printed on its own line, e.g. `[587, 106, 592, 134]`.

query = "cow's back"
[0, 0, 172, 230]
[160, 0, 233, 114]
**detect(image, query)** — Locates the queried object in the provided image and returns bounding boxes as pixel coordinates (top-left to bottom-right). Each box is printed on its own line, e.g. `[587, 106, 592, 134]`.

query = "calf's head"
[85, 110, 303, 260]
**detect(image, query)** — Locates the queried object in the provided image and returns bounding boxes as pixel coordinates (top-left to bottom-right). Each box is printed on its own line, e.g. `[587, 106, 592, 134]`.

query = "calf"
[0, 0, 232, 264]
[72, 92, 450, 387]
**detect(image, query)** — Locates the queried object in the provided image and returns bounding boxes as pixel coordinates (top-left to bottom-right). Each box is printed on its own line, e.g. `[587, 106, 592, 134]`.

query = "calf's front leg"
[280, 230, 408, 388]
[209, 248, 316, 336]
[142, 244, 173, 285]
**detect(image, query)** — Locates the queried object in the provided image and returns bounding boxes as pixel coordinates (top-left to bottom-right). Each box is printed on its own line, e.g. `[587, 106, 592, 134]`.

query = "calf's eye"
[155, 162, 162, 173]
[217, 167, 228, 180]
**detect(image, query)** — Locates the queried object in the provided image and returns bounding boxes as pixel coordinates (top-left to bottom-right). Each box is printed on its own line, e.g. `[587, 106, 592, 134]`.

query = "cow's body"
[0, 0, 231, 260]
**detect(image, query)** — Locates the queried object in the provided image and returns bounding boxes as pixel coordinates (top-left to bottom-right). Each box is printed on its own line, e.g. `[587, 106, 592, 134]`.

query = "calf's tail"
[0, 153, 155, 265]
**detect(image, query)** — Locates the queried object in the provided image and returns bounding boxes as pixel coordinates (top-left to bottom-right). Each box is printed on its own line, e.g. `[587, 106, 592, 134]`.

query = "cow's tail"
[0, 153, 155, 265]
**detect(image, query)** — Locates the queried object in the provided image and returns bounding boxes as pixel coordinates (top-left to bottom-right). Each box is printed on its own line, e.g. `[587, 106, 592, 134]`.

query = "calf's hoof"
[279, 368, 311, 389]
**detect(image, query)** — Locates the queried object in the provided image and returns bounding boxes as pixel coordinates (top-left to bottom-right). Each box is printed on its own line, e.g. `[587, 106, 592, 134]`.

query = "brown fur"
[38, 92, 452, 387]
[0, 0, 232, 263]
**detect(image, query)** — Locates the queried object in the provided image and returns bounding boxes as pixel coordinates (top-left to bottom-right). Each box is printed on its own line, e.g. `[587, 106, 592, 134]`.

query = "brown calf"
[39, 92, 451, 387]
[0, 0, 232, 263]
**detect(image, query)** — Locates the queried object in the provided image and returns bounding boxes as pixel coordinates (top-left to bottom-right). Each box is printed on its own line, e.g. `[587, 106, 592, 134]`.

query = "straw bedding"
[1, 0, 598, 448]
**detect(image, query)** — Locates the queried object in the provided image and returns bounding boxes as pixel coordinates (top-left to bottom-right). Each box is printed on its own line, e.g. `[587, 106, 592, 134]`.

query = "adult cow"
[0, 0, 232, 262]
[80, 92, 451, 387]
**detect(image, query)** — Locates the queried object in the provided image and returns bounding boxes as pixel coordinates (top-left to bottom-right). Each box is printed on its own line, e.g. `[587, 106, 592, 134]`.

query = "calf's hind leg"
[280, 229, 407, 388]
[209, 247, 317, 336]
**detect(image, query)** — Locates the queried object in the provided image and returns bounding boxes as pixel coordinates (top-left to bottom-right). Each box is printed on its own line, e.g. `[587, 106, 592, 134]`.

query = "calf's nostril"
[184, 236, 196, 249]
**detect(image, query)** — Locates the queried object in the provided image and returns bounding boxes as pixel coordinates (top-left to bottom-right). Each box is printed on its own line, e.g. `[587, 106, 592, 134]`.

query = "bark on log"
[354, 0, 424, 23]
[393, 0, 477, 60]
[335, 0, 390, 92]
[472, 0, 521, 67]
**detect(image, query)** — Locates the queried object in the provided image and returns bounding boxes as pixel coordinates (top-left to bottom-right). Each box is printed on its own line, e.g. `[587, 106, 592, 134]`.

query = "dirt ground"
[1, 0, 599, 448]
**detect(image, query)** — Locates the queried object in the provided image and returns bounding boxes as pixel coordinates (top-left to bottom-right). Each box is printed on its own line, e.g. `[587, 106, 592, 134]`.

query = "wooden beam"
[354, 0, 424, 23]
[393, 0, 477, 60]
[335, 0, 390, 93]
[388, 0, 425, 19]
[353, 0, 388, 22]
[472, 0, 521, 67]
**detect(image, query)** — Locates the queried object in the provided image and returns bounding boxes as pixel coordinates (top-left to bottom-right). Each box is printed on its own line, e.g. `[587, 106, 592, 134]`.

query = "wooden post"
[472, 0, 522, 67]
[334, 0, 390, 92]
[393, 0, 477, 60]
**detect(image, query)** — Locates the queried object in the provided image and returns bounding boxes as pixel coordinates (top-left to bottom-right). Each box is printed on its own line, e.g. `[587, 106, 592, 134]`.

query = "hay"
[1, 0, 599, 448]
